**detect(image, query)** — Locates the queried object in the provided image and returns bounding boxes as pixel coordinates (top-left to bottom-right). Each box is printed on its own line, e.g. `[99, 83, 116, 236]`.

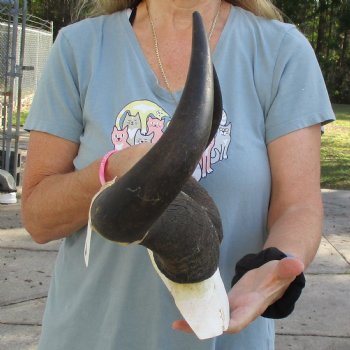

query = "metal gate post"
[0, 0, 28, 187]
[13, 0, 27, 182]
[4, 0, 19, 173]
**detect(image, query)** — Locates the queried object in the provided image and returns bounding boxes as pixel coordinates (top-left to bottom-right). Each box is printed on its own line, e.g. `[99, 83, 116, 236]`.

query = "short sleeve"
[24, 30, 83, 143]
[265, 27, 335, 144]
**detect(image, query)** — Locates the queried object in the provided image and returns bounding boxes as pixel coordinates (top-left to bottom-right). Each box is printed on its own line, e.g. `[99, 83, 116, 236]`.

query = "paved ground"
[0, 189, 349, 349]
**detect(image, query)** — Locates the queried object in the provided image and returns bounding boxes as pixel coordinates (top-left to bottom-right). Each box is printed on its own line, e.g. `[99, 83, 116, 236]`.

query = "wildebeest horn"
[90, 12, 223, 283]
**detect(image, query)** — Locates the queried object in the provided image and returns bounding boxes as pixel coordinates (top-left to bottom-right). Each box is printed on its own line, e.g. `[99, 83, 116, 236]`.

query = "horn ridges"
[90, 12, 216, 243]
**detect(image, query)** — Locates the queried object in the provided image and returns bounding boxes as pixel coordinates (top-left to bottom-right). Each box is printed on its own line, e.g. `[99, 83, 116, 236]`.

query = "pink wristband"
[99, 150, 118, 185]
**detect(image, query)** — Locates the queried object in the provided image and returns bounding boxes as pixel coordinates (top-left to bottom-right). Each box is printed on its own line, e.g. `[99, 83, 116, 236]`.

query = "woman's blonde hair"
[75, 0, 283, 21]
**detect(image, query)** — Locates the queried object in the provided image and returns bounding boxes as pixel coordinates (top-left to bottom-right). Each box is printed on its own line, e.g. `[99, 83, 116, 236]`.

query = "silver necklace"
[146, 1, 221, 104]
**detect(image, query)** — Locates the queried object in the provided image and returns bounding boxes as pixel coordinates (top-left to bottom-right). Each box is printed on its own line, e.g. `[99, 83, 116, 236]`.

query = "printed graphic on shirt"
[112, 100, 170, 149]
[111, 100, 232, 181]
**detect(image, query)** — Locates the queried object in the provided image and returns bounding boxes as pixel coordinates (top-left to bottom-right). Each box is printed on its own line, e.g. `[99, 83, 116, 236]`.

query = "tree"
[25, 0, 78, 37]
[273, 0, 349, 103]
[25, 0, 350, 103]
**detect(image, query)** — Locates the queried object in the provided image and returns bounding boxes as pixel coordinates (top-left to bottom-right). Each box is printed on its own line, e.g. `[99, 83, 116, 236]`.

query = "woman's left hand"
[172, 257, 304, 334]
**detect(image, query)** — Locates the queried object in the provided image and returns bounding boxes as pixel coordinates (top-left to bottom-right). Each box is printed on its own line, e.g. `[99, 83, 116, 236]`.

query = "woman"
[22, 0, 335, 349]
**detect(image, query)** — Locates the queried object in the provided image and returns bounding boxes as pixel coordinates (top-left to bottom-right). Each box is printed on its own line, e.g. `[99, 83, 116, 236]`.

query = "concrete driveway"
[1, 189, 349, 349]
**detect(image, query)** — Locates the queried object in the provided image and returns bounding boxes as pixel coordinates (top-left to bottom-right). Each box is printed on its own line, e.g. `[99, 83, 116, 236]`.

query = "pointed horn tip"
[192, 11, 206, 32]
[192, 11, 200, 19]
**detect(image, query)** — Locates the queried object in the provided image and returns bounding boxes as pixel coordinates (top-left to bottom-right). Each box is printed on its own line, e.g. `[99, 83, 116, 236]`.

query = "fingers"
[226, 300, 263, 333]
[276, 257, 304, 280]
[107, 143, 153, 180]
[172, 320, 193, 333]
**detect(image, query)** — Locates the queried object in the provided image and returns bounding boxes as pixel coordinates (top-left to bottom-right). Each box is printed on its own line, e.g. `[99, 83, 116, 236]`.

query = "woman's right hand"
[22, 131, 153, 243]
[105, 143, 153, 182]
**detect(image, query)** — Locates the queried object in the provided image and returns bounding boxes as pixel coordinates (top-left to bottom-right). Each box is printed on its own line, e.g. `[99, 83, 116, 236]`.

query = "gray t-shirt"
[25, 6, 334, 350]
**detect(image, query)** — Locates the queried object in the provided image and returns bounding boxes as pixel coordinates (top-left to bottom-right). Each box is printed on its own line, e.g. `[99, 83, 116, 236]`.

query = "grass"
[321, 104, 350, 190]
[11, 110, 29, 127]
[19, 111, 29, 126]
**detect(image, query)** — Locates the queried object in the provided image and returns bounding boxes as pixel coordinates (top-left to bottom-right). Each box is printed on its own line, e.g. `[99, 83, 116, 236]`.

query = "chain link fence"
[0, 0, 53, 187]
[0, 13, 53, 106]
[19, 21, 53, 101]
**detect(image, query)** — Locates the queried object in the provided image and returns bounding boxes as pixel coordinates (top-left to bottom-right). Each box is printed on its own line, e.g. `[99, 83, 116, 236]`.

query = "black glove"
[231, 247, 305, 319]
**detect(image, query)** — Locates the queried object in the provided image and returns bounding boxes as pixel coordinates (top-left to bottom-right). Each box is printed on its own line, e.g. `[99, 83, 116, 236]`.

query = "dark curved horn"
[206, 66, 222, 147]
[90, 12, 219, 243]
[142, 177, 223, 283]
